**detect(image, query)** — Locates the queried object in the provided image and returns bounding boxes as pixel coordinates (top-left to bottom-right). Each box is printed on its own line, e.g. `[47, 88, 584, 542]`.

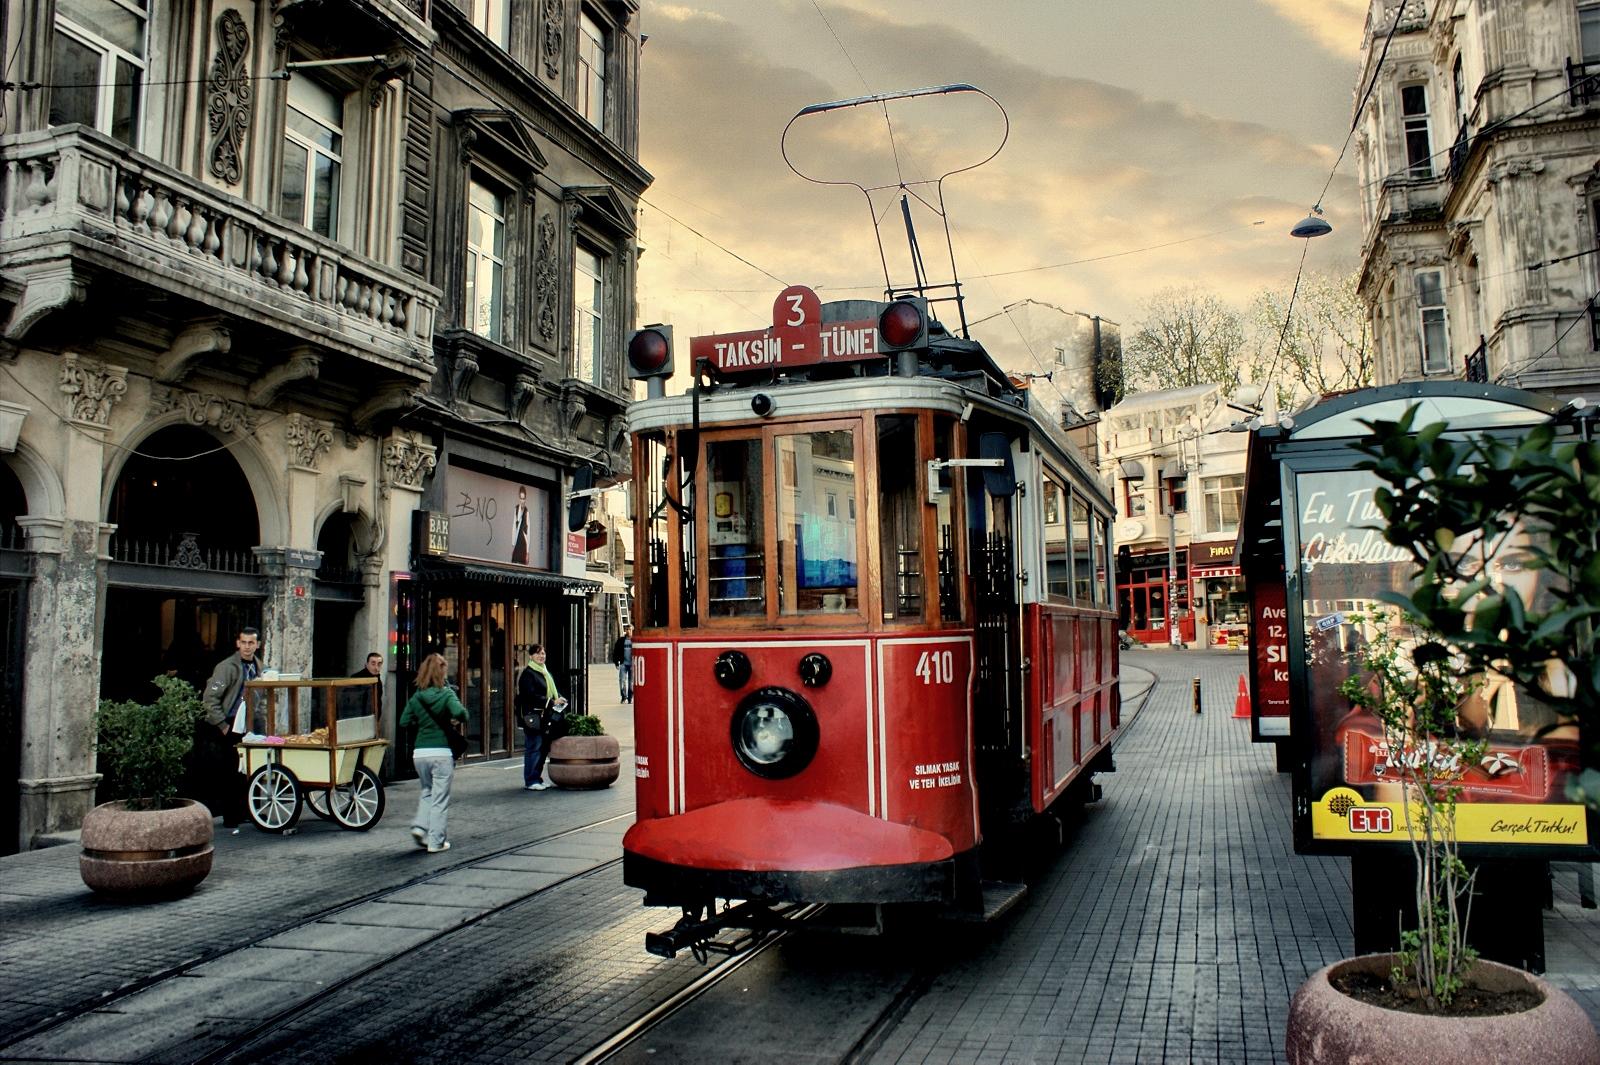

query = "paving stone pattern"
[862, 649, 1600, 1065]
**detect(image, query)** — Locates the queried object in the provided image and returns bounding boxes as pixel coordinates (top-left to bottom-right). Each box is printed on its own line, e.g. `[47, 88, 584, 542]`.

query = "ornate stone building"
[1354, 0, 1600, 395]
[0, 0, 645, 850]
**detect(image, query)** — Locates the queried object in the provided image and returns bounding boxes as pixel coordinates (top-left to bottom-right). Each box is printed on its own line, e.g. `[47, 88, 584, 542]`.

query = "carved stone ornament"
[57, 353, 128, 426]
[510, 371, 539, 423]
[207, 10, 252, 186]
[285, 413, 333, 470]
[543, 0, 564, 80]
[534, 213, 558, 342]
[150, 384, 257, 435]
[380, 430, 437, 496]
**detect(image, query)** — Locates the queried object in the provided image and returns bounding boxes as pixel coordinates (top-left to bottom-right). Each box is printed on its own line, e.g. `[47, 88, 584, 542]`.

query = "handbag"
[421, 698, 468, 759]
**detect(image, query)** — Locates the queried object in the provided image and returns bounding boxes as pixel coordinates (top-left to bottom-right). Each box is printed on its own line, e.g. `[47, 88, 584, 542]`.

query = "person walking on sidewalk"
[401, 653, 468, 853]
[196, 626, 264, 830]
[610, 626, 633, 703]
[517, 644, 566, 791]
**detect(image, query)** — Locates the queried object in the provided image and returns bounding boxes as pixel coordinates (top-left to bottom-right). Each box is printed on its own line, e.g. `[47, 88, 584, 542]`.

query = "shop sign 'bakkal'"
[414, 510, 450, 557]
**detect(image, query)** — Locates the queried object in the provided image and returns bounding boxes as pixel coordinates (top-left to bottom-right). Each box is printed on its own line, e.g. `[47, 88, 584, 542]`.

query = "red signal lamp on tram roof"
[877, 297, 928, 352]
[627, 324, 674, 379]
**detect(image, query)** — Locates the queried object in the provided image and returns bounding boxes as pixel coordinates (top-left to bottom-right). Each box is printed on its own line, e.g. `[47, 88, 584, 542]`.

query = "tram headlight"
[730, 687, 819, 780]
[798, 652, 832, 688]
[714, 650, 752, 690]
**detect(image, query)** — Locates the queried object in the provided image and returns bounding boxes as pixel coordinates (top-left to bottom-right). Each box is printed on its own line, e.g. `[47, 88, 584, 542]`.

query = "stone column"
[253, 547, 321, 681]
[16, 353, 126, 847]
[374, 430, 436, 762]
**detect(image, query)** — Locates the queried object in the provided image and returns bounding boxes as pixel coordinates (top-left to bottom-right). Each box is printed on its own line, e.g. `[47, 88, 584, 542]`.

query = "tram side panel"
[631, 642, 675, 820]
[1025, 606, 1119, 813]
[875, 636, 977, 854]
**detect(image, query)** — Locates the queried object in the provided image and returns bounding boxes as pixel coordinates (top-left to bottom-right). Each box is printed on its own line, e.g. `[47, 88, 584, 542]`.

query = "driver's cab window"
[777, 429, 859, 615]
[706, 438, 764, 617]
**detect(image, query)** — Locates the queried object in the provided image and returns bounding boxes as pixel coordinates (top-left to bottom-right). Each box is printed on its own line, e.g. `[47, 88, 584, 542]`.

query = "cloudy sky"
[630, 0, 1372, 364]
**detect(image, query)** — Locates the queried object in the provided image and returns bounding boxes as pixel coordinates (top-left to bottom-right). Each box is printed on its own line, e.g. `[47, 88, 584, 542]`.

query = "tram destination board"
[689, 285, 886, 374]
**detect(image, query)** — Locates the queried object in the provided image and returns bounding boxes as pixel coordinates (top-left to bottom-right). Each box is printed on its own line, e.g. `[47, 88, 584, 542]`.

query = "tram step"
[949, 881, 1028, 923]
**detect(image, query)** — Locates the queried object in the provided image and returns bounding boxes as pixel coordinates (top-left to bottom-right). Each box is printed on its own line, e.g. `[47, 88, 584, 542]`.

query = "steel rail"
[0, 812, 633, 1054]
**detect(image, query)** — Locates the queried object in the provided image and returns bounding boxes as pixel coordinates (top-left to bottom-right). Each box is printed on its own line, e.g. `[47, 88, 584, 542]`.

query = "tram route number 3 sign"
[689, 285, 886, 374]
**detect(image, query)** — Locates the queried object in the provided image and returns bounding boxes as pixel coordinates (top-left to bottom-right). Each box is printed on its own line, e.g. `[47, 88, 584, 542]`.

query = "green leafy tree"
[1124, 285, 1245, 392]
[1247, 270, 1373, 406]
[1354, 407, 1600, 805]
[96, 675, 202, 810]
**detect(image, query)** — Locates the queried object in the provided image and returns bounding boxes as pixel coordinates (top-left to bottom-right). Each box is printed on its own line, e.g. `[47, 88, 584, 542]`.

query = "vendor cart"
[238, 676, 387, 833]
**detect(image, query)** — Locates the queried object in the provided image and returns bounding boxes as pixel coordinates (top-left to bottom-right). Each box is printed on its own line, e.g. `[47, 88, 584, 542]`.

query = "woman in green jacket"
[400, 653, 468, 853]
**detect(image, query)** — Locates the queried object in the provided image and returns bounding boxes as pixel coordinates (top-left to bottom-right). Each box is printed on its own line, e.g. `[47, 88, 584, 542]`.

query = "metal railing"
[1448, 127, 1470, 182]
[1464, 336, 1488, 383]
[1568, 58, 1600, 107]
[110, 533, 259, 574]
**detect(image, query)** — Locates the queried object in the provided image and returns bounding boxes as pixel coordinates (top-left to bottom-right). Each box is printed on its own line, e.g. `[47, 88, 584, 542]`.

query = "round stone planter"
[547, 734, 621, 789]
[1286, 953, 1600, 1065]
[79, 799, 214, 898]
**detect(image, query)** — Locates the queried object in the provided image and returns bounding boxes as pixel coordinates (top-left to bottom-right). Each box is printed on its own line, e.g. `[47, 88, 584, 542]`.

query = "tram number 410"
[914, 650, 956, 685]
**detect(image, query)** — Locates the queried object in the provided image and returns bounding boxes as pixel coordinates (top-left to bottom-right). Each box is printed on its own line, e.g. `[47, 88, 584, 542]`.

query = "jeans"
[412, 755, 454, 848]
[523, 729, 549, 786]
[617, 663, 633, 701]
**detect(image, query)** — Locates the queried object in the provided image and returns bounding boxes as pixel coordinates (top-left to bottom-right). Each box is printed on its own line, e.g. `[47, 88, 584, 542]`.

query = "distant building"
[1099, 384, 1251, 648]
[1352, 0, 1600, 396]
[0, 0, 647, 850]
[969, 300, 1123, 430]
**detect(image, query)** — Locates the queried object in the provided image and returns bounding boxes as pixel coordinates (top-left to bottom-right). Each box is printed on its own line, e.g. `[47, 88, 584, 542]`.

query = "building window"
[281, 75, 344, 239]
[1416, 270, 1450, 374]
[1166, 476, 1187, 514]
[1202, 474, 1244, 535]
[50, 0, 146, 146]
[466, 178, 507, 343]
[1124, 479, 1146, 517]
[471, 0, 510, 47]
[1583, 5, 1600, 62]
[574, 244, 605, 386]
[1401, 84, 1433, 179]
[577, 12, 607, 130]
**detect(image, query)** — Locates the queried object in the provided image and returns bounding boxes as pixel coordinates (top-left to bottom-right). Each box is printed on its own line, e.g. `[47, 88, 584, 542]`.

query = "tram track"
[0, 812, 632, 1061]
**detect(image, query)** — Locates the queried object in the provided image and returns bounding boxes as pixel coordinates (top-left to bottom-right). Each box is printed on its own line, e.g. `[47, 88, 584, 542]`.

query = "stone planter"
[1286, 953, 1600, 1065]
[547, 734, 621, 789]
[79, 799, 214, 897]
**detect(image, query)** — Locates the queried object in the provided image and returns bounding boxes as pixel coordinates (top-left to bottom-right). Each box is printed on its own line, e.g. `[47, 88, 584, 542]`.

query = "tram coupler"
[645, 900, 787, 961]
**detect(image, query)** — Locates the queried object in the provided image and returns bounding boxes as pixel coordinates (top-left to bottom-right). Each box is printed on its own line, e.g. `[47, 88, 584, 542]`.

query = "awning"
[414, 560, 602, 596]
[1193, 565, 1242, 580]
[594, 573, 628, 594]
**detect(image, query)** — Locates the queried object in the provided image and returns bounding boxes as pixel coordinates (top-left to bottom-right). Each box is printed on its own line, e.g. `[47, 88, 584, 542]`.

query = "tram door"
[969, 431, 1025, 821]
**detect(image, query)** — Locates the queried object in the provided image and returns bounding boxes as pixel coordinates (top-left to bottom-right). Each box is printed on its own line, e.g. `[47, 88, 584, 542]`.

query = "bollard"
[1193, 677, 1202, 714]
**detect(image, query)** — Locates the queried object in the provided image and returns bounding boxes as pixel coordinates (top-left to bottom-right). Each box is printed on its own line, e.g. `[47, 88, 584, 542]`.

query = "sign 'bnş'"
[688, 285, 886, 374]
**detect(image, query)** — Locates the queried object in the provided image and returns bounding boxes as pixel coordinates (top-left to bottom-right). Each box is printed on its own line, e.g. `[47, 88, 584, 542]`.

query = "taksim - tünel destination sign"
[688, 285, 887, 374]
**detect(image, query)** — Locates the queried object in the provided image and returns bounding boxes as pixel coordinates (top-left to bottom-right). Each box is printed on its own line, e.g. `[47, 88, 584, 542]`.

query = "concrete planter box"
[1286, 953, 1600, 1064]
[79, 799, 214, 897]
[547, 734, 620, 789]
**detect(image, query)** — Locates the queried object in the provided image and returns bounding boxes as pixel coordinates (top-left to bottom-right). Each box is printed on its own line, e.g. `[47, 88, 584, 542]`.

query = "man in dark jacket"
[340, 652, 384, 721]
[610, 627, 633, 703]
[196, 626, 264, 829]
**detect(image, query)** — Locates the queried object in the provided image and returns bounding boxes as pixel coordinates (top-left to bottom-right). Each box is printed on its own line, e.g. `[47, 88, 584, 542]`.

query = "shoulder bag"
[421, 697, 468, 759]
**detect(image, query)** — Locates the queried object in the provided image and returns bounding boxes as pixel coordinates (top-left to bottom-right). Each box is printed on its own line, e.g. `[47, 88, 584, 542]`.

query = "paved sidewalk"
[0, 664, 634, 1048]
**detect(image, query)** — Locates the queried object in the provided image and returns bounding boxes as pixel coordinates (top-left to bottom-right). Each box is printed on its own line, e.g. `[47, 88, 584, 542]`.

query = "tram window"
[706, 438, 764, 618]
[934, 417, 961, 622]
[639, 433, 669, 629]
[1043, 472, 1071, 601]
[878, 415, 923, 620]
[776, 429, 859, 614]
[1070, 493, 1092, 602]
[1099, 513, 1114, 606]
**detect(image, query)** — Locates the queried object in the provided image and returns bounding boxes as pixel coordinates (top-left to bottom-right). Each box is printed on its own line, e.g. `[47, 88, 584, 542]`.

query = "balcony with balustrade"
[0, 125, 440, 381]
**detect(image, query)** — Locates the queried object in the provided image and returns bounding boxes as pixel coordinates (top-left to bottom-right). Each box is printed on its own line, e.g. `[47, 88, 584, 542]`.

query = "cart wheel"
[305, 789, 333, 821]
[247, 764, 302, 833]
[330, 766, 385, 831]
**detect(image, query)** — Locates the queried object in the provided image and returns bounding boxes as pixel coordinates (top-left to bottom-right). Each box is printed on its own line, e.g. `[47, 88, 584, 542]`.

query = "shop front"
[1190, 537, 1246, 649]
[397, 455, 598, 776]
[1116, 547, 1192, 645]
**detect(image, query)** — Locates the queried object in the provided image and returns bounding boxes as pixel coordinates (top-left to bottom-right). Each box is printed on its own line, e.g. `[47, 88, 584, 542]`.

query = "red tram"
[620, 285, 1123, 956]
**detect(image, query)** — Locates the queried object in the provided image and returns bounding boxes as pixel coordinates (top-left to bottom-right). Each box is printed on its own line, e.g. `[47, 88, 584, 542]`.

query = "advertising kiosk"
[1239, 382, 1595, 968]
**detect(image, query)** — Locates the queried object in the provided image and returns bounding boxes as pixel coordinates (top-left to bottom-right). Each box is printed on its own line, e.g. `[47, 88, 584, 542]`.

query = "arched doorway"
[102, 426, 263, 703]
[0, 460, 28, 855]
[312, 511, 368, 679]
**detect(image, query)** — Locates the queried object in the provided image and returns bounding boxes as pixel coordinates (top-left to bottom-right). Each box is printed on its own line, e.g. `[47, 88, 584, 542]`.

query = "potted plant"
[1285, 407, 1600, 1061]
[1286, 615, 1599, 1061]
[546, 710, 620, 789]
[80, 675, 215, 896]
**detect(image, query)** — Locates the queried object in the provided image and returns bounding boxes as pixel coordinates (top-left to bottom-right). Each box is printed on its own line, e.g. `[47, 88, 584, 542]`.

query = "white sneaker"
[410, 826, 426, 849]
[531, 782, 551, 791]
[524, 784, 539, 791]
[428, 841, 451, 853]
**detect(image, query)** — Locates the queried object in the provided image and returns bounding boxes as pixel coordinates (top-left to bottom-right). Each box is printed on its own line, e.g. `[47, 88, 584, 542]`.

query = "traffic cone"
[1233, 674, 1251, 718]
